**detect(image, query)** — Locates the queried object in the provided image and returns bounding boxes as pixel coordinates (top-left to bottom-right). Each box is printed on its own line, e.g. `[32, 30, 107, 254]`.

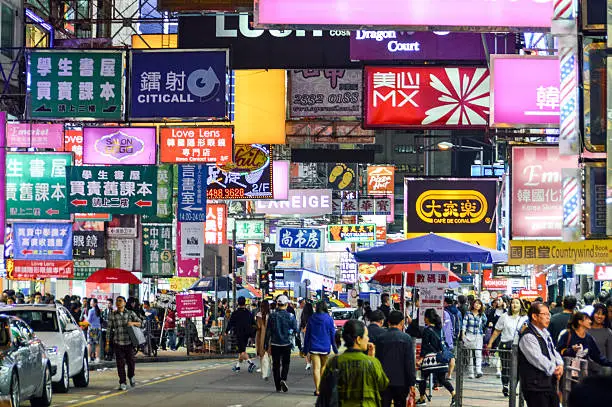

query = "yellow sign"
[169, 277, 198, 291]
[509, 240, 612, 265]
[131, 34, 178, 49]
[415, 190, 489, 225]
[405, 232, 497, 250]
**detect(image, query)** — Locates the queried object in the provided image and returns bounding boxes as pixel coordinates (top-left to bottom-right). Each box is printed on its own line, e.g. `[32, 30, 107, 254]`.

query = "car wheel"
[31, 364, 52, 407]
[53, 357, 69, 393]
[73, 354, 89, 387]
[10, 371, 20, 407]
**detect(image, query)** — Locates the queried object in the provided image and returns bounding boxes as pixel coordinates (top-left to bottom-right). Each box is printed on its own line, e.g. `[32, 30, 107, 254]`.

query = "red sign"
[511, 146, 577, 238]
[364, 66, 489, 128]
[376, 226, 387, 241]
[205, 204, 227, 245]
[176, 293, 204, 318]
[367, 166, 395, 195]
[159, 127, 233, 164]
[595, 266, 612, 281]
[7, 259, 74, 280]
[483, 268, 508, 290]
[64, 129, 83, 166]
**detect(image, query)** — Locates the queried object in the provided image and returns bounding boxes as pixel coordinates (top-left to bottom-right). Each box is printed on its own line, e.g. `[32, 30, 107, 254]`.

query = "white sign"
[415, 270, 448, 327]
[180, 222, 204, 258]
[339, 252, 358, 284]
[255, 189, 333, 216]
[107, 238, 134, 271]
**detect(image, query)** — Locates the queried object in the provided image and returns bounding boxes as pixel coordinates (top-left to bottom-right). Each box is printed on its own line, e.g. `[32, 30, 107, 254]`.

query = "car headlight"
[46, 346, 58, 355]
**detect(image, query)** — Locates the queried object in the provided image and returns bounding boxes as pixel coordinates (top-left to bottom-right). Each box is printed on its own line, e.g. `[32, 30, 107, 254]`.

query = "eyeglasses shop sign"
[254, 189, 333, 216]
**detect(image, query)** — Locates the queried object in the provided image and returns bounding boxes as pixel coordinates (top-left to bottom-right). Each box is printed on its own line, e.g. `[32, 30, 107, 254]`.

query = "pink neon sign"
[256, 0, 553, 30]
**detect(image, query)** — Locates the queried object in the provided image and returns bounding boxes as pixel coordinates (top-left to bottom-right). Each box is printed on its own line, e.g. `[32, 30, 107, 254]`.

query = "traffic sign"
[261, 243, 283, 261]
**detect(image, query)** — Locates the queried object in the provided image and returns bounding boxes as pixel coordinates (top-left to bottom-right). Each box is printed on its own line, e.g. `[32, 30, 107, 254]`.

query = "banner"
[595, 266, 612, 281]
[28, 50, 124, 119]
[107, 215, 138, 238]
[142, 225, 174, 277]
[272, 161, 289, 200]
[107, 239, 134, 270]
[328, 224, 375, 243]
[176, 293, 204, 318]
[170, 277, 199, 291]
[585, 164, 607, 237]
[414, 269, 447, 326]
[142, 164, 174, 223]
[177, 224, 200, 277]
[83, 127, 157, 164]
[74, 258, 106, 280]
[509, 240, 612, 265]
[180, 222, 205, 258]
[0, 113, 5, 245]
[285, 120, 375, 144]
[129, 50, 228, 120]
[327, 163, 356, 190]
[332, 196, 392, 216]
[72, 231, 105, 258]
[364, 66, 490, 128]
[367, 166, 395, 195]
[511, 146, 577, 238]
[483, 268, 509, 291]
[205, 204, 227, 245]
[159, 127, 233, 164]
[13, 223, 72, 260]
[490, 56, 560, 128]
[6, 152, 73, 221]
[289, 69, 361, 118]
[207, 144, 273, 199]
[255, 189, 333, 216]
[235, 219, 265, 240]
[67, 165, 157, 215]
[64, 129, 84, 165]
[276, 227, 325, 252]
[7, 259, 74, 280]
[404, 178, 497, 234]
[178, 164, 208, 222]
[6, 123, 64, 148]
[339, 251, 358, 284]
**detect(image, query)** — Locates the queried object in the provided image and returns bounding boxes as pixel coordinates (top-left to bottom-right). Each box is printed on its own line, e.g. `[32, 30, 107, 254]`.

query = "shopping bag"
[128, 326, 146, 347]
[261, 352, 271, 380]
[406, 386, 416, 407]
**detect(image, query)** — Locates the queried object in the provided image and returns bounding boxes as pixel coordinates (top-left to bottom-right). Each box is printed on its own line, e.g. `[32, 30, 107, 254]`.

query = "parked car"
[0, 304, 89, 393]
[0, 314, 53, 407]
[331, 307, 356, 330]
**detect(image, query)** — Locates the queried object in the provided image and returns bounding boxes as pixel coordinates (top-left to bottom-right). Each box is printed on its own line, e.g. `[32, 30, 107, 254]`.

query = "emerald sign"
[5, 152, 73, 221]
[67, 166, 157, 214]
[142, 224, 174, 277]
[142, 164, 174, 223]
[28, 50, 124, 120]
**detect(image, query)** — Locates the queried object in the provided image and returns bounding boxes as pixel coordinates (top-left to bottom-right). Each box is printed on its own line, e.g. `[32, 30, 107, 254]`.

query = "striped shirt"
[462, 312, 487, 336]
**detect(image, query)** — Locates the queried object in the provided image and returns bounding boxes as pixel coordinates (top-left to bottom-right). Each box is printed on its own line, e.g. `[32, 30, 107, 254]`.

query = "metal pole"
[186, 317, 190, 356]
[509, 344, 518, 407]
[232, 226, 237, 310]
[456, 340, 464, 407]
[213, 255, 218, 321]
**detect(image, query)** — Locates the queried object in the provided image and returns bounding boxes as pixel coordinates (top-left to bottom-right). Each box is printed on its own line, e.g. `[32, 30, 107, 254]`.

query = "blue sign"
[129, 50, 228, 120]
[275, 227, 324, 252]
[177, 164, 208, 222]
[13, 223, 73, 260]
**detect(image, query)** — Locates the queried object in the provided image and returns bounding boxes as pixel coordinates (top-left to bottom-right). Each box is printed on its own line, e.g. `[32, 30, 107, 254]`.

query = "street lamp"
[436, 141, 485, 170]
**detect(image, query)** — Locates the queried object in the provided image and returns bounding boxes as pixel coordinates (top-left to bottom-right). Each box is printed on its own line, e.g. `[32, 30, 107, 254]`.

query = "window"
[1, 4, 14, 58]
[394, 145, 416, 154]
[1, 310, 59, 332]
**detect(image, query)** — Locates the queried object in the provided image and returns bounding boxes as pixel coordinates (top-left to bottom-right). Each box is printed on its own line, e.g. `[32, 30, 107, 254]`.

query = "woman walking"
[255, 300, 270, 379]
[300, 302, 314, 371]
[87, 298, 103, 363]
[589, 304, 612, 376]
[303, 301, 338, 396]
[462, 299, 488, 379]
[485, 297, 507, 377]
[557, 312, 612, 374]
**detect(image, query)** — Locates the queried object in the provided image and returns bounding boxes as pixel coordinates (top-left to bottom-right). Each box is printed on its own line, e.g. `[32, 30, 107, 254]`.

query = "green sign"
[73, 259, 106, 280]
[67, 166, 157, 215]
[6, 152, 73, 221]
[28, 50, 124, 119]
[142, 164, 174, 223]
[142, 224, 174, 277]
[328, 224, 376, 243]
[235, 219, 265, 240]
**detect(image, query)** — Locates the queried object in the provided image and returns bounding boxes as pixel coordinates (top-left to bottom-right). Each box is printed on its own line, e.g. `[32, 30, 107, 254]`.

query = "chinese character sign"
[178, 164, 208, 222]
[159, 127, 233, 165]
[130, 50, 228, 119]
[339, 252, 358, 284]
[235, 220, 265, 241]
[72, 231, 105, 259]
[364, 66, 490, 128]
[205, 204, 227, 245]
[276, 227, 324, 252]
[7, 259, 74, 280]
[13, 223, 73, 261]
[328, 224, 376, 243]
[107, 238, 134, 271]
[83, 127, 157, 165]
[511, 147, 577, 238]
[508, 240, 612, 265]
[5, 152, 73, 221]
[67, 165, 157, 215]
[28, 51, 123, 119]
[142, 164, 174, 223]
[176, 293, 204, 318]
[6, 123, 64, 149]
[143, 224, 174, 277]
[333, 196, 392, 216]
[64, 129, 84, 165]
[414, 269, 448, 326]
[367, 166, 395, 195]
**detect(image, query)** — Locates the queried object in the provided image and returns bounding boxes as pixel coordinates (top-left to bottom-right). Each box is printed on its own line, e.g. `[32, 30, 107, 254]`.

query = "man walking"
[226, 296, 256, 373]
[106, 296, 142, 390]
[376, 311, 416, 407]
[265, 295, 298, 393]
[518, 302, 564, 407]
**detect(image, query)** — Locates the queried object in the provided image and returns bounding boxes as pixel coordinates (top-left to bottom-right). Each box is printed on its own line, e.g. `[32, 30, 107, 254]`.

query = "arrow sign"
[46, 208, 59, 216]
[71, 199, 88, 206]
[51, 250, 65, 255]
[136, 200, 153, 207]
[22, 249, 33, 255]
[13, 223, 73, 261]
[181, 206, 203, 213]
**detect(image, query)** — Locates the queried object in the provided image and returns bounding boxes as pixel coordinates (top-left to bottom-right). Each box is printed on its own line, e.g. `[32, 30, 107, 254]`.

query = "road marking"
[99, 391, 111, 395]
[83, 395, 95, 399]
[153, 376, 161, 380]
[67, 400, 79, 403]
[141, 379, 150, 383]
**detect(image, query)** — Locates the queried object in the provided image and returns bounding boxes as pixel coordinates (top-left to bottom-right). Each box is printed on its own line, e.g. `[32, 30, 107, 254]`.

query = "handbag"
[421, 352, 449, 373]
[316, 357, 340, 407]
[428, 326, 453, 364]
[128, 325, 146, 347]
[406, 386, 416, 407]
[261, 352, 271, 380]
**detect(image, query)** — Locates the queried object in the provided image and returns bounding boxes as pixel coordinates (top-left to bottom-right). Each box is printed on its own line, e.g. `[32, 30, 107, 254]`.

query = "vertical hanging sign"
[142, 224, 174, 277]
[177, 165, 208, 222]
[562, 168, 582, 241]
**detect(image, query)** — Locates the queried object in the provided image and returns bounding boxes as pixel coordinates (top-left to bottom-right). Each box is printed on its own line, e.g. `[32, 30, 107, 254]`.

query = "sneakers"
[450, 395, 456, 407]
[129, 377, 136, 388]
[496, 371, 502, 378]
[468, 374, 475, 379]
[502, 386, 509, 397]
[475, 373, 483, 379]
[232, 365, 241, 372]
[280, 380, 289, 393]
[248, 361, 256, 373]
[416, 396, 427, 406]
[118, 383, 127, 391]
[305, 363, 311, 371]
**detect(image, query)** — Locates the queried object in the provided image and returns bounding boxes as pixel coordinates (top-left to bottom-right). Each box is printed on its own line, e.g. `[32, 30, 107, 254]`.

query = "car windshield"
[332, 310, 354, 320]
[0, 310, 59, 332]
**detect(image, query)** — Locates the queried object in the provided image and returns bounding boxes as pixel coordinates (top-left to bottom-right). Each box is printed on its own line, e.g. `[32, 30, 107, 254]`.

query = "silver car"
[0, 314, 53, 407]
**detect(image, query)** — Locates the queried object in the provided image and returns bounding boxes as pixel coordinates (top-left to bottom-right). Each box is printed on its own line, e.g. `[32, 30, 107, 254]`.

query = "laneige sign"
[255, 189, 333, 216]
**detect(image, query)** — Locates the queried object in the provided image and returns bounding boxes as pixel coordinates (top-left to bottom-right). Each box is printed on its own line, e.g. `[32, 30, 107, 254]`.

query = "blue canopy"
[353, 233, 507, 264]
[188, 276, 242, 292]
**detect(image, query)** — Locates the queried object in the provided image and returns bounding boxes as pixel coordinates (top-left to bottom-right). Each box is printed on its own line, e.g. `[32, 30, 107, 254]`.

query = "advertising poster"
[177, 223, 200, 278]
[235, 219, 265, 240]
[327, 163, 356, 190]
[206, 144, 273, 199]
[180, 222, 205, 258]
[107, 215, 138, 238]
[28, 50, 124, 119]
[0, 113, 5, 245]
[328, 224, 376, 243]
[364, 66, 490, 128]
[159, 127, 233, 164]
[142, 164, 174, 223]
[414, 270, 448, 326]
[205, 204, 227, 245]
[13, 223, 73, 261]
[176, 293, 204, 318]
[142, 225, 174, 277]
[6, 123, 64, 149]
[286, 120, 375, 145]
[255, 189, 333, 216]
[511, 146, 577, 238]
[107, 238, 134, 271]
[276, 227, 325, 252]
[7, 259, 74, 280]
[72, 231, 105, 258]
[509, 240, 612, 265]
[339, 251, 358, 284]
[74, 258, 106, 280]
[83, 127, 157, 164]
[5, 152, 73, 221]
[64, 128, 84, 165]
[367, 166, 395, 195]
[129, 50, 229, 120]
[177, 164, 208, 222]
[289, 69, 361, 118]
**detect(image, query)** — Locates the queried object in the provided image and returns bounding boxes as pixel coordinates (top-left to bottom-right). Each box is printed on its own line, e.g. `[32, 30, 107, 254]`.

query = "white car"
[0, 304, 89, 393]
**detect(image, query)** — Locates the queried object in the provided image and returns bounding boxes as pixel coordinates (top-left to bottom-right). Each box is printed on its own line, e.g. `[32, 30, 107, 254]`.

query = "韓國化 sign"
[254, 189, 332, 216]
[72, 230, 105, 258]
[235, 219, 265, 240]
[83, 127, 157, 164]
[28, 50, 124, 120]
[5, 152, 73, 221]
[205, 204, 227, 245]
[142, 224, 174, 277]
[276, 227, 325, 252]
[178, 165, 208, 222]
[159, 127, 233, 164]
[508, 240, 612, 265]
[367, 166, 395, 195]
[6, 123, 64, 149]
[7, 259, 74, 280]
[129, 50, 229, 120]
[13, 223, 73, 261]
[328, 224, 376, 243]
[67, 166, 157, 215]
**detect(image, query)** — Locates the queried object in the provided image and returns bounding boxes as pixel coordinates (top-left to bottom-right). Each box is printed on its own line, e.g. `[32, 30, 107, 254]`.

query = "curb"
[89, 354, 238, 371]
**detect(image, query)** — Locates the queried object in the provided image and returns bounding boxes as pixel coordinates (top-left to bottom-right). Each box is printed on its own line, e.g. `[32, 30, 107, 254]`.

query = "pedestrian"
[487, 298, 528, 397]
[70, 302, 82, 324]
[300, 301, 314, 371]
[87, 298, 102, 363]
[378, 293, 391, 325]
[556, 312, 612, 373]
[163, 309, 177, 351]
[485, 297, 506, 377]
[549, 295, 577, 346]
[318, 319, 389, 407]
[105, 296, 142, 391]
[226, 296, 256, 373]
[264, 295, 297, 393]
[581, 292, 595, 316]
[376, 310, 416, 407]
[588, 303, 612, 376]
[416, 308, 456, 406]
[303, 300, 338, 396]
[462, 299, 487, 379]
[550, 296, 563, 315]
[352, 299, 366, 321]
[255, 300, 270, 378]
[366, 310, 386, 346]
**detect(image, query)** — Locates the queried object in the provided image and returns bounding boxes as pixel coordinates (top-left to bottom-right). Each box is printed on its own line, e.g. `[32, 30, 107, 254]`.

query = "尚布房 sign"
[177, 164, 208, 222]
[72, 230, 105, 259]
[159, 127, 233, 164]
[28, 50, 124, 120]
[142, 224, 174, 277]
[67, 165, 157, 214]
[254, 189, 333, 216]
[13, 223, 73, 261]
[328, 224, 376, 243]
[6, 123, 64, 149]
[83, 127, 157, 164]
[508, 240, 612, 265]
[5, 152, 73, 221]
[7, 259, 74, 280]
[276, 227, 325, 252]
[235, 219, 265, 240]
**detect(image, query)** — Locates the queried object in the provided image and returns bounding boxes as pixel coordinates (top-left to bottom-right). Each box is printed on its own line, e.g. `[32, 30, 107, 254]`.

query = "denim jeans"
[167, 329, 177, 350]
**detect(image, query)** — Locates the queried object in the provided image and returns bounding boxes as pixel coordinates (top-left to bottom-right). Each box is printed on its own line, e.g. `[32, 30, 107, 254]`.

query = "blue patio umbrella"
[215, 288, 256, 299]
[188, 276, 243, 292]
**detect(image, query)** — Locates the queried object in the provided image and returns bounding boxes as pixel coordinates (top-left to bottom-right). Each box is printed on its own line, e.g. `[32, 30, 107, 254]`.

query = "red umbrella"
[86, 268, 142, 284]
[371, 263, 461, 286]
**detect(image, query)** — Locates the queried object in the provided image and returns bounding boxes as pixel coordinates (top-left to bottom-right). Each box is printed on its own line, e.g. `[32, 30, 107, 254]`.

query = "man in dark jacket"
[265, 295, 298, 393]
[226, 296, 256, 373]
[378, 293, 392, 326]
[376, 311, 416, 407]
[367, 310, 386, 346]
[548, 295, 576, 345]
